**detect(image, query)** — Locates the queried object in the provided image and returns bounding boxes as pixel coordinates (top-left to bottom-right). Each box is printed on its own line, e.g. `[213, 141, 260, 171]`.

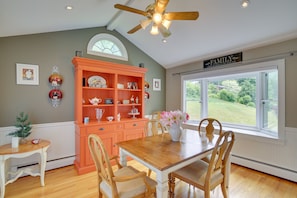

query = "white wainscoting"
[1, 122, 296, 182]
[231, 127, 297, 182]
[0, 122, 75, 172]
[183, 124, 297, 182]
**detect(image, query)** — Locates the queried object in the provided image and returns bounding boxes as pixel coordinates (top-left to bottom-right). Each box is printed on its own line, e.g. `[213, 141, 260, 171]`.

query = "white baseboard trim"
[15, 156, 75, 170]
[231, 154, 297, 182]
[11, 156, 75, 178]
[46, 156, 75, 171]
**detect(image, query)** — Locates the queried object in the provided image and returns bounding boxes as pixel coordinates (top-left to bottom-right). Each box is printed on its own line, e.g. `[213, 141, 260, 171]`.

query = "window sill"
[182, 123, 285, 145]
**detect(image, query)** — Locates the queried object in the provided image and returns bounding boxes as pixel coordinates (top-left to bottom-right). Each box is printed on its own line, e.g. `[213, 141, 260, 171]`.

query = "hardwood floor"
[4, 161, 297, 198]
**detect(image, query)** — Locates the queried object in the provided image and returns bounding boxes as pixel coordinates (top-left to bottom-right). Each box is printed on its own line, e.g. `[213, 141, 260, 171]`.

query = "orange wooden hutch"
[72, 57, 148, 174]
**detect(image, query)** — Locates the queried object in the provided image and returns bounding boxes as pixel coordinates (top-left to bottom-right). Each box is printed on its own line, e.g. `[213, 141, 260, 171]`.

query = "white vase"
[11, 137, 19, 148]
[169, 123, 183, 141]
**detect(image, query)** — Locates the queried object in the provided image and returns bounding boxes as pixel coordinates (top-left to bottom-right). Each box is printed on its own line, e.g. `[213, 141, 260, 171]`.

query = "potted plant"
[8, 112, 32, 146]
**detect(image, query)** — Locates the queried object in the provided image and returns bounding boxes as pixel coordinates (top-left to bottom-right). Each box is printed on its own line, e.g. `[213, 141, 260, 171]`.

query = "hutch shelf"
[73, 57, 148, 174]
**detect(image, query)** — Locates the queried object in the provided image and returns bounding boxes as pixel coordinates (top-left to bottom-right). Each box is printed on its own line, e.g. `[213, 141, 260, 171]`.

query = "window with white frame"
[87, 33, 128, 61]
[182, 59, 285, 138]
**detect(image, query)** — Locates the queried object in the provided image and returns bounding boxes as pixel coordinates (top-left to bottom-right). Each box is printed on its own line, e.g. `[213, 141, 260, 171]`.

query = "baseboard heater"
[12, 155, 75, 177]
[231, 154, 297, 182]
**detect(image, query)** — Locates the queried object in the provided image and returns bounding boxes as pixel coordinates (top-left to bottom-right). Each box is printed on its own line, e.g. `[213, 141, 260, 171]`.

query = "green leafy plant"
[8, 112, 32, 138]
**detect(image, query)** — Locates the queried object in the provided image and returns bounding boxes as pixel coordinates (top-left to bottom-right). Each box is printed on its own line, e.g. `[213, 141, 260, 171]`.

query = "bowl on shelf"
[104, 98, 113, 104]
[106, 116, 114, 121]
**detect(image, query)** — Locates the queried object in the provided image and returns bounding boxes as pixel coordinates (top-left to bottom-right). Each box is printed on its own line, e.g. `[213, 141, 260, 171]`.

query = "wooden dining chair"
[152, 111, 162, 120]
[168, 131, 235, 198]
[145, 119, 166, 177]
[88, 134, 157, 198]
[145, 119, 166, 137]
[198, 118, 223, 163]
[198, 118, 223, 141]
[151, 111, 169, 132]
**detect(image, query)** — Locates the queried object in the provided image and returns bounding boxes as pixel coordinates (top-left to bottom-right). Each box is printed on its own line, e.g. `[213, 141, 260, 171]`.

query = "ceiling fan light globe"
[152, 13, 163, 24]
[159, 24, 171, 38]
[161, 31, 171, 38]
[150, 25, 159, 35]
[162, 19, 171, 29]
[140, 19, 151, 29]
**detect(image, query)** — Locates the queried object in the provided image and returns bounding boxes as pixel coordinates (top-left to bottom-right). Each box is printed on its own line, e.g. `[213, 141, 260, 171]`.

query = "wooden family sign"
[203, 52, 242, 68]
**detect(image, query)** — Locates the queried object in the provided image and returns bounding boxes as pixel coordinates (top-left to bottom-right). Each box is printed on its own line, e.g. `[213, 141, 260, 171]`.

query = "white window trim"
[181, 59, 285, 142]
[87, 33, 128, 61]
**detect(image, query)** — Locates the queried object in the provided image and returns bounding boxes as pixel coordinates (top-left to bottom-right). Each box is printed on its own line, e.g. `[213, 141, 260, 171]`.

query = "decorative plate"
[88, 76, 106, 87]
[144, 91, 150, 99]
[144, 81, 150, 89]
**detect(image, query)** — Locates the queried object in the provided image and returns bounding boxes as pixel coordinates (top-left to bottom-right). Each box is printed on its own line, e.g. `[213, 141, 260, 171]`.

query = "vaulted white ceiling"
[1, 0, 296, 68]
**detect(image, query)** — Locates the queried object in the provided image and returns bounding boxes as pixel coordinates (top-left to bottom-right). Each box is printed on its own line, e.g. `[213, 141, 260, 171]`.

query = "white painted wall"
[0, 122, 75, 170]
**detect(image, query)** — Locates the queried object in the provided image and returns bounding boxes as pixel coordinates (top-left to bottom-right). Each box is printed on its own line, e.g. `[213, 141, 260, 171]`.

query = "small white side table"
[0, 139, 50, 198]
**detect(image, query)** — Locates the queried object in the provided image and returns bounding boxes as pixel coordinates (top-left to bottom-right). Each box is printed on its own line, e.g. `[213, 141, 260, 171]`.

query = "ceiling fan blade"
[114, 4, 147, 16]
[155, 0, 169, 13]
[127, 24, 142, 34]
[164, 12, 199, 20]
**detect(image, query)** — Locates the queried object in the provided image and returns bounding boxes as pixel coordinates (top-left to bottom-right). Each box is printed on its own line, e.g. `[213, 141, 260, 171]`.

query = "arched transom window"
[87, 33, 128, 61]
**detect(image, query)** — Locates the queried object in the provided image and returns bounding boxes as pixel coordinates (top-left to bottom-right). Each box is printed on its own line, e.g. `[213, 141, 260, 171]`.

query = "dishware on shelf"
[89, 97, 102, 105]
[84, 117, 89, 124]
[106, 116, 114, 121]
[88, 76, 106, 87]
[95, 108, 105, 122]
[104, 98, 113, 104]
[122, 99, 129, 104]
[117, 83, 124, 89]
[128, 106, 140, 119]
[128, 112, 140, 119]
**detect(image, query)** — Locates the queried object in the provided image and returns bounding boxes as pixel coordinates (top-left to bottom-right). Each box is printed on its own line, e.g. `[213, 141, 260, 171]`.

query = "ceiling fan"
[114, 0, 199, 38]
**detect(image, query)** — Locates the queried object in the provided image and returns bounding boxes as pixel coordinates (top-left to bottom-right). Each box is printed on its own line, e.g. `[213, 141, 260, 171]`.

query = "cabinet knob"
[99, 127, 104, 131]
[133, 123, 137, 127]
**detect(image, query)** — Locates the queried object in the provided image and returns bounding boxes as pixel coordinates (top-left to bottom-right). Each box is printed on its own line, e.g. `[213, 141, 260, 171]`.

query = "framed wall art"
[153, 78, 161, 91]
[16, 63, 39, 85]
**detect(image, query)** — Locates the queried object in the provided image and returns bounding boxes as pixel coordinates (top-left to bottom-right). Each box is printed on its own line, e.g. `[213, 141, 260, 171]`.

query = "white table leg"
[119, 148, 127, 166]
[155, 171, 169, 198]
[0, 159, 5, 198]
[39, 149, 48, 186]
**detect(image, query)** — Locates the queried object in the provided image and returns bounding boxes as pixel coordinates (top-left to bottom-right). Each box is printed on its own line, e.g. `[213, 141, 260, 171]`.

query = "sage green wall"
[165, 38, 297, 128]
[0, 27, 165, 127]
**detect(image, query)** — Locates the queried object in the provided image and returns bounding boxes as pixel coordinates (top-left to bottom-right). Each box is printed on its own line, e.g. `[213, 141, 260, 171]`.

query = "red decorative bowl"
[31, 139, 40, 144]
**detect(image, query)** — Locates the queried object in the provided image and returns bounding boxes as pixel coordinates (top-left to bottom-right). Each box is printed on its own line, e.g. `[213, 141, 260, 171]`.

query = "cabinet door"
[86, 125, 117, 166]
[123, 121, 146, 141]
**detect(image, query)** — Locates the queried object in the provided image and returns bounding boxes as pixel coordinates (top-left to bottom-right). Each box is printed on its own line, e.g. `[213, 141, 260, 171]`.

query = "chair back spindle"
[198, 118, 223, 141]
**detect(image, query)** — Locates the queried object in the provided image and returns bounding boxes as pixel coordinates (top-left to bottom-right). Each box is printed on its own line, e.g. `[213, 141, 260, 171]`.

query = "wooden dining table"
[117, 129, 228, 198]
